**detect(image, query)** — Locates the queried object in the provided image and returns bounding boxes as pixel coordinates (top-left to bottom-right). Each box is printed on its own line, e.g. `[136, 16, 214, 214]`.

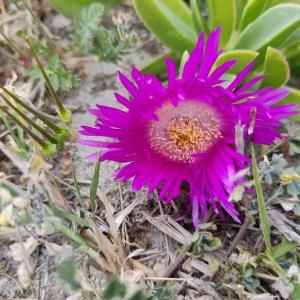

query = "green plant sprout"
[73, 3, 137, 62]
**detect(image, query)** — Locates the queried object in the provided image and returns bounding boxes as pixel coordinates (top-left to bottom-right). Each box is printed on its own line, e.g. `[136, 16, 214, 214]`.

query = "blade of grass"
[272, 238, 298, 259]
[0, 106, 45, 146]
[16, 125, 26, 149]
[89, 153, 101, 214]
[72, 159, 84, 209]
[0, 93, 59, 144]
[190, 0, 209, 35]
[52, 209, 90, 228]
[0, 112, 21, 147]
[1, 86, 62, 133]
[251, 144, 272, 254]
[56, 223, 90, 248]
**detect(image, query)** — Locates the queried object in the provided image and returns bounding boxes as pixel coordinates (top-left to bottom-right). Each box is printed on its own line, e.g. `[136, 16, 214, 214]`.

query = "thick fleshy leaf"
[48, 0, 118, 19]
[235, 0, 248, 29]
[207, 0, 235, 47]
[288, 50, 300, 75]
[280, 87, 300, 121]
[271, 0, 300, 5]
[214, 49, 259, 74]
[239, 0, 271, 30]
[261, 47, 290, 88]
[281, 27, 300, 50]
[141, 52, 181, 75]
[133, 0, 197, 52]
[236, 4, 300, 52]
[190, 0, 208, 34]
[179, 51, 190, 77]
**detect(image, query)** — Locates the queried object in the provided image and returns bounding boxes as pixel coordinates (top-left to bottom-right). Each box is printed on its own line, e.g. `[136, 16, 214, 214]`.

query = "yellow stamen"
[149, 101, 222, 163]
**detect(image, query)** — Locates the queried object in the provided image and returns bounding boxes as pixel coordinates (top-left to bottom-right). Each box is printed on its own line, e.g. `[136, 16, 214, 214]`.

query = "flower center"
[149, 101, 222, 163]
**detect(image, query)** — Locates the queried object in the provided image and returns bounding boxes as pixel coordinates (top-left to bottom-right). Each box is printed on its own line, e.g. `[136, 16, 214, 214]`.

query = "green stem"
[0, 106, 45, 146]
[25, 38, 66, 114]
[0, 94, 58, 144]
[264, 253, 285, 276]
[20, 0, 56, 50]
[0, 106, 56, 157]
[251, 144, 272, 254]
[0, 111, 20, 147]
[0, 29, 28, 63]
[0, 86, 62, 132]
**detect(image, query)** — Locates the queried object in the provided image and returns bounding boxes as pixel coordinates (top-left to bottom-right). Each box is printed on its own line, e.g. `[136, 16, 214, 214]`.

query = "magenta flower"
[80, 28, 297, 226]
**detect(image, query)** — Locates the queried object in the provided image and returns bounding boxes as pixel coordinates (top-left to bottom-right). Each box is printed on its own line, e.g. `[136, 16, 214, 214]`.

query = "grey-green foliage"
[57, 259, 81, 291]
[150, 288, 174, 300]
[193, 232, 222, 252]
[73, 3, 105, 54]
[27, 54, 81, 93]
[243, 268, 261, 291]
[101, 279, 173, 300]
[26, 40, 81, 93]
[260, 154, 288, 185]
[257, 154, 300, 216]
[73, 3, 137, 62]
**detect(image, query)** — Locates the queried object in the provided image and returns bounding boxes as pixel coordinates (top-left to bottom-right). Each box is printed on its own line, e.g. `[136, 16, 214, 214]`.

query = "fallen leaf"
[269, 209, 300, 244]
[10, 237, 38, 261]
[45, 242, 73, 256]
[271, 279, 293, 299]
[17, 262, 32, 289]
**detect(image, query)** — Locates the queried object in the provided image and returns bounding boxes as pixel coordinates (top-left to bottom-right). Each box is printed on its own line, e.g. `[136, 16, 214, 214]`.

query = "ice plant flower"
[79, 28, 297, 226]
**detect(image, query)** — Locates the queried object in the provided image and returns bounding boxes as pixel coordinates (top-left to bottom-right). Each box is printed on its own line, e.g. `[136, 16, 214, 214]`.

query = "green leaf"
[73, 3, 105, 53]
[89, 154, 101, 213]
[235, 0, 248, 29]
[251, 145, 272, 254]
[179, 51, 189, 77]
[239, 0, 271, 30]
[261, 47, 289, 88]
[279, 87, 300, 121]
[133, 0, 197, 52]
[190, 0, 208, 34]
[272, 238, 298, 259]
[236, 4, 300, 53]
[0, 182, 19, 197]
[73, 3, 136, 62]
[102, 278, 127, 299]
[271, 0, 300, 5]
[48, 0, 118, 20]
[214, 49, 259, 74]
[27, 53, 81, 93]
[57, 258, 81, 290]
[281, 27, 300, 49]
[72, 160, 84, 208]
[56, 222, 91, 248]
[52, 209, 90, 228]
[141, 52, 181, 76]
[194, 232, 222, 252]
[207, 0, 235, 47]
[292, 282, 300, 300]
[150, 287, 174, 300]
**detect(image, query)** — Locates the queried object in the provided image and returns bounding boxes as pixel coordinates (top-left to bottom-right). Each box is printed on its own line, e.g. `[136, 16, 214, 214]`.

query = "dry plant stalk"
[143, 214, 193, 245]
